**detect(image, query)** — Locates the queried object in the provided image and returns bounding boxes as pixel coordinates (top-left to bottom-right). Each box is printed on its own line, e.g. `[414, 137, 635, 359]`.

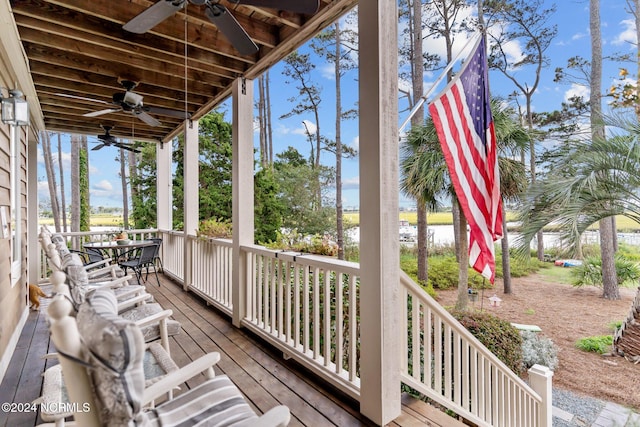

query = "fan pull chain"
[184, 4, 188, 124]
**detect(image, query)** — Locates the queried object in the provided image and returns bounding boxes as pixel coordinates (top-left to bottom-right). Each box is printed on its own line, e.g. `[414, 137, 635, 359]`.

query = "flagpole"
[398, 33, 480, 135]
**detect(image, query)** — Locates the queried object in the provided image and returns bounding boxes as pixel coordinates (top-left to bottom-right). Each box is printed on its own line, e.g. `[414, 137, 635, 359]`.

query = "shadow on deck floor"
[0, 274, 463, 427]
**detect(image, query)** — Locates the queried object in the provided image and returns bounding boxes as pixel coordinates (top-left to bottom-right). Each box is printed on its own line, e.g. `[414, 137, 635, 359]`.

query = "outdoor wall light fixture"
[1, 88, 29, 126]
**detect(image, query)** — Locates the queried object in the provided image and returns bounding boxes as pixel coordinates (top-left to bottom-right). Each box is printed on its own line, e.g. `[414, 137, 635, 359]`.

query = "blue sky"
[38, 0, 638, 211]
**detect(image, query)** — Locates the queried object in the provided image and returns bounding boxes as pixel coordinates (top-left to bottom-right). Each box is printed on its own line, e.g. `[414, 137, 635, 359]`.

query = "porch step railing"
[400, 270, 547, 426]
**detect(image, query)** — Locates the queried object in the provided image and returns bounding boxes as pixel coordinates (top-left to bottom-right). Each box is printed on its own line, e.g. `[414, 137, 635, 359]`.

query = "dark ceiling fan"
[123, 0, 320, 56]
[92, 125, 141, 153]
[57, 79, 191, 127]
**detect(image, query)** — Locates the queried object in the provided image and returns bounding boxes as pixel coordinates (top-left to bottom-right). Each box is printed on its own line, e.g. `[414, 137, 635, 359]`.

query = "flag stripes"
[428, 36, 502, 283]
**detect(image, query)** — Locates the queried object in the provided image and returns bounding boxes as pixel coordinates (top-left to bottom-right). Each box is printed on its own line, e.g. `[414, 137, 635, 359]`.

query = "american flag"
[428, 36, 503, 283]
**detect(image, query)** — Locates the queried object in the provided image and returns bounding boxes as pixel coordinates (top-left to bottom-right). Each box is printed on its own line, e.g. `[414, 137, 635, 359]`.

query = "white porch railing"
[400, 270, 548, 427]
[240, 244, 362, 399]
[39, 229, 552, 426]
[37, 228, 159, 282]
[187, 236, 233, 316]
[160, 230, 185, 283]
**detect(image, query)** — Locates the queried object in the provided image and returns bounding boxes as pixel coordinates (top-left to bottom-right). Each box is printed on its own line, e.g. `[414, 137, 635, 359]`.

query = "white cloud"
[301, 120, 317, 135]
[572, 31, 587, 41]
[38, 147, 72, 169]
[93, 180, 113, 191]
[276, 121, 318, 137]
[350, 136, 359, 151]
[37, 180, 50, 201]
[564, 83, 590, 103]
[500, 39, 527, 69]
[342, 176, 359, 190]
[319, 63, 335, 80]
[612, 18, 637, 48]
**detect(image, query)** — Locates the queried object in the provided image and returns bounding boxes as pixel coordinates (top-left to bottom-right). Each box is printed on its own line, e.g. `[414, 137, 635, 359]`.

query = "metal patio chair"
[118, 242, 161, 286]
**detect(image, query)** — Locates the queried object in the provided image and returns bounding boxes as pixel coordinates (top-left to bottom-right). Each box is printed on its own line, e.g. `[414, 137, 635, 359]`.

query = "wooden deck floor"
[0, 274, 464, 427]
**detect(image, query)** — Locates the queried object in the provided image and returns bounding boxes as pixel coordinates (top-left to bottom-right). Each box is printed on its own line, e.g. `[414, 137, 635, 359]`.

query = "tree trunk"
[265, 71, 273, 165]
[591, 0, 618, 299]
[611, 216, 618, 252]
[334, 22, 345, 260]
[455, 202, 469, 310]
[500, 204, 512, 294]
[71, 135, 80, 237]
[452, 200, 461, 262]
[600, 218, 619, 299]
[410, 0, 427, 282]
[57, 133, 67, 232]
[79, 135, 90, 232]
[120, 146, 129, 229]
[42, 132, 61, 232]
[258, 75, 267, 167]
[128, 149, 138, 228]
[417, 205, 428, 284]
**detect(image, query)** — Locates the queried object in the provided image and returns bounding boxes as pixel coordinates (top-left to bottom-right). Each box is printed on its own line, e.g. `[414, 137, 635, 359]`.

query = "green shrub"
[450, 309, 523, 375]
[616, 243, 640, 262]
[427, 257, 459, 290]
[570, 254, 640, 287]
[197, 217, 232, 238]
[265, 229, 338, 256]
[428, 256, 486, 289]
[575, 335, 613, 354]
[401, 254, 437, 298]
[521, 331, 559, 371]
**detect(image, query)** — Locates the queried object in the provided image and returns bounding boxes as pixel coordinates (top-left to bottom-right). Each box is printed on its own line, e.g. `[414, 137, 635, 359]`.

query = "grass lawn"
[39, 214, 123, 227]
[345, 211, 640, 230]
[536, 263, 575, 284]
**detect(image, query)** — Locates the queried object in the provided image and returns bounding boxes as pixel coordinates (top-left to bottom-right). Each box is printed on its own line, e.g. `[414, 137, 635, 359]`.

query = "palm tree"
[516, 113, 640, 300]
[401, 98, 530, 306]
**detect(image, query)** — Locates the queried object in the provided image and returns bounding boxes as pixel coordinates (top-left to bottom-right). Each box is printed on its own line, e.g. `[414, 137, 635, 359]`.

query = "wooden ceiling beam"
[44, 118, 166, 142]
[40, 98, 183, 129]
[12, 6, 254, 76]
[28, 59, 221, 100]
[35, 80, 201, 116]
[17, 28, 235, 89]
[22, 43, 226, 103]
[37, 0, 280, 53]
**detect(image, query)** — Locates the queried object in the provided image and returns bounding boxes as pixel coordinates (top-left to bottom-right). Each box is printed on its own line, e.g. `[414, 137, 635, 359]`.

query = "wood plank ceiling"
[10, 0, 357, 143]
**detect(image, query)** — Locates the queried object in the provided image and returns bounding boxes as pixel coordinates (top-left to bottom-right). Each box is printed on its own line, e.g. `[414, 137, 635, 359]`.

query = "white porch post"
[529, 364, 553, 427]
[183, 119, 199, 291]
[232, 77, 254, 328]
[358, 0, 401, 425]
[27, 133, 39, 284]
[156, 140, 173, 231]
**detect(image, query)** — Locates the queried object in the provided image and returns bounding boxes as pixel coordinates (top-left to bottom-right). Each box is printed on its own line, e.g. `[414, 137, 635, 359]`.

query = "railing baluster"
[303, 265, 310, 355]
[313, 266, 320, 361]
[348, 275, 357, 382]
[335, 272, 343, 375]
[324, 270, 332, 367]
[294, 264, 301, 349]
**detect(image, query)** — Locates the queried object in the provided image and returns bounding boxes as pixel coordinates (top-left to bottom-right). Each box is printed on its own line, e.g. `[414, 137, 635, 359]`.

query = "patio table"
[84, 239, 155, 261]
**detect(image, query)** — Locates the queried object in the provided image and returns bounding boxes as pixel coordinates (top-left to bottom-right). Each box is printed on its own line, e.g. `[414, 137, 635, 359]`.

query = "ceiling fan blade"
[83, 108, 122, 117]
[144, 105, 191, 119]
[92, 143, 106, 151]
[55, 93, 111, 105]
[123, 0, 186, 33]
[232, 0, 319, 14]
[205, 4, 258, 55]
[134, 110, 162, 127]
[115, 143, 141, 154]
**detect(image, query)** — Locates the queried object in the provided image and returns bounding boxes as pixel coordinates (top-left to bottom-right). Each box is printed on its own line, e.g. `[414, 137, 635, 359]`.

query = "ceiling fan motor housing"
[123, 91, 144, 106]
